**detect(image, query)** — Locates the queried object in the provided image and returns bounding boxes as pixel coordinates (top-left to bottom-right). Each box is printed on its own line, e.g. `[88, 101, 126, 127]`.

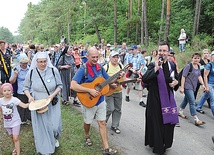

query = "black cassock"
[142, 61, 178, 155]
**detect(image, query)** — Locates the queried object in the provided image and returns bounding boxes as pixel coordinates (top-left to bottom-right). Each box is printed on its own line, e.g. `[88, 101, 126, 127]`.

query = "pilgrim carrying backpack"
[177, 63, 200, 86]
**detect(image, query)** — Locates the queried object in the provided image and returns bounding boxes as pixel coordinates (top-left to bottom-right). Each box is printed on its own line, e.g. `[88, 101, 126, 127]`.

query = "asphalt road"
[103, 88, 214, 155]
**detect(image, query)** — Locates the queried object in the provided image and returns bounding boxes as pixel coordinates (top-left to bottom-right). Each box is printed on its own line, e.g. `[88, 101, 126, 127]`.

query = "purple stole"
[157, 67, 179, 125]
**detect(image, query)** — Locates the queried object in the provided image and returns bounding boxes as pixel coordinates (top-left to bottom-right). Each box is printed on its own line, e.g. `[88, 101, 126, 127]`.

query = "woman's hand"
[179, 87, 184, 94]
[28, 96, 34, 103]
[48, 94, 55, 101]
[64, 65, 71, 69]
[205, 86, 210, 92]
[109, 83, 118, 89]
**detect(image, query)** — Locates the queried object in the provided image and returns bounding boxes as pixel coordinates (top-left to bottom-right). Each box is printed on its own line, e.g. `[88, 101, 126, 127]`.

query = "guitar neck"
[119, 79, 137, 85]
[96, 63, 131, 90]
[99, 71, 121, 88]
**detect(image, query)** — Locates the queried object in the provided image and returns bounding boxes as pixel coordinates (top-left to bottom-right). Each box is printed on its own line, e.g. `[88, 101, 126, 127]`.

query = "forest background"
[0, 0, 213, 66]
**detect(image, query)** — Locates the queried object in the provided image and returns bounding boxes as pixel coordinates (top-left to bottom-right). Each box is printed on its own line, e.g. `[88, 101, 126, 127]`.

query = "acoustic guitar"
[105, 79, 137, 96]
[77, 63, 132, 108]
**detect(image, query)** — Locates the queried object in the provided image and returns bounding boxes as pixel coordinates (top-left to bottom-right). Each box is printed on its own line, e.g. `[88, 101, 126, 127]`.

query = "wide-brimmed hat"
[20, 57, 29, 63]
[29, 98, 51, 113]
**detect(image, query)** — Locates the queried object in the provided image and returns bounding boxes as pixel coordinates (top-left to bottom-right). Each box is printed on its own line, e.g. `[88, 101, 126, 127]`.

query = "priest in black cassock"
[142, 42, 179, 155]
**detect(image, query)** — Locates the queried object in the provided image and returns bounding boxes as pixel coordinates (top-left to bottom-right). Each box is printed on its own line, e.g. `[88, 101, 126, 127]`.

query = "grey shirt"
[182, 64, 201, 91]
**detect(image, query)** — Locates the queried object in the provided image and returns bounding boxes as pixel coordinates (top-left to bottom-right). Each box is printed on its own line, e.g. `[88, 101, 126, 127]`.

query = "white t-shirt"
[0, 97, 21, 128]
[179, 32, 186, 44]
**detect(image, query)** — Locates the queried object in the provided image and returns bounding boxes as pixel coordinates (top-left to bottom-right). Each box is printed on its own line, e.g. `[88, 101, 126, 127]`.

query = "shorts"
[127, 73, 143, 91]
[81, 101, 106, 124]
[5, 125, 20, 135]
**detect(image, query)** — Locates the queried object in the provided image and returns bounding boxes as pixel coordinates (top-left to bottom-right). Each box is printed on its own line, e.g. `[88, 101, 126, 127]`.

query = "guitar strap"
[0, 50, 9, 77]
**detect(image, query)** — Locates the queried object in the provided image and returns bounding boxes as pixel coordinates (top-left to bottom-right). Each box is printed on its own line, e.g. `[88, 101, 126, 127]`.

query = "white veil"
[29, 52, 54, 70]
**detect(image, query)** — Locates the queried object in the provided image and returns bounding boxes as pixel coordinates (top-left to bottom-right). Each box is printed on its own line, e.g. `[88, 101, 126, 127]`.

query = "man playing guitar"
[104, 51, 125, 134]
[70, 47, 117, 155]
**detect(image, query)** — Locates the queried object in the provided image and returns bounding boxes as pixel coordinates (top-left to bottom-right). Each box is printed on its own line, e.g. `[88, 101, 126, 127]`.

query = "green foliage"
[191, 33, 213, 51]
[1, 0, 212, 47]
[0, 27, 14, 43]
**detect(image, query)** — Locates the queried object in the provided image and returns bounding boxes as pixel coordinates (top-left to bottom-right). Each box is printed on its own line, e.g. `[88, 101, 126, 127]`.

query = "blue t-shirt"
[10, 65, 30, 94]
[81, 50, 88, 63]
[205, 62, 214, 84]
[72, 64, 109, 106]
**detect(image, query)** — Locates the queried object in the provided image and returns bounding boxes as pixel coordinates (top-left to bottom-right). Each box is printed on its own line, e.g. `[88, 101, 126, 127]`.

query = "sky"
[0, 0, 41, 35]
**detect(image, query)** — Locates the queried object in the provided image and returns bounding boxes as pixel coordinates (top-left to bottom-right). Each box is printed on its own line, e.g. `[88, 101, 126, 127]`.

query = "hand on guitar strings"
[109, 83, 118, 89]
[119, 71, 125, 78]
[88, 89, 100, 97]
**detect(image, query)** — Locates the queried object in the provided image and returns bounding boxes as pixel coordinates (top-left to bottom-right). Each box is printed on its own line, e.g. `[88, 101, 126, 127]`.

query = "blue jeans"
[196, 84, 214, 116]
[180, 89, 196, 116]
[196, 92, 210, 110]
[179, 43, 185, 52]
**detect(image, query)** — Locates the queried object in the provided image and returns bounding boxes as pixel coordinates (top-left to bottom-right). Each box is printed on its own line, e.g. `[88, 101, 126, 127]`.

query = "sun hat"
[29, 98, 51, 114]
[19, 57, 29, 63]
[110, 51, 119, 57]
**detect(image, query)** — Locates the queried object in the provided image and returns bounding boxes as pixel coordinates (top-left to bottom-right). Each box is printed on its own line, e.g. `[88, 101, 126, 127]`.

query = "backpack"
[177, 63, 199, 86]
[83, 63, 103, 79]
[186, 34, 190, 42]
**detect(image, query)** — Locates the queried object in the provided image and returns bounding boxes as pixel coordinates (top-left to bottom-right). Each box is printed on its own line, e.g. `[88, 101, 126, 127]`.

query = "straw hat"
[29, 98, 51, 114]
[20, 57, 29, 63]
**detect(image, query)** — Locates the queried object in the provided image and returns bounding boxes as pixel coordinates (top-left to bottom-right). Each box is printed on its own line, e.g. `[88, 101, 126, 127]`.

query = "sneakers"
[142, 93, 147, 97]
[21, 121, 26, 125]
[125, 96, 130, 102]
[111, 127, 121, 134]
[73, 100, 81, 107]
[55, 139, 59, 148]
[175, 123, 180, 127]
[26, 120, 31, 125]
[103, 148, 117, 155]
[139, 101, 146, 107]
[62, 100, 70, 106]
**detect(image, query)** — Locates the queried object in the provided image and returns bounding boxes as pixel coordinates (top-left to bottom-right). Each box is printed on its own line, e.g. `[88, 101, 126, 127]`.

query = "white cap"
[110, 51, 119, 57]
[211, 51, 214, 56]
[107, 44, 111, 47]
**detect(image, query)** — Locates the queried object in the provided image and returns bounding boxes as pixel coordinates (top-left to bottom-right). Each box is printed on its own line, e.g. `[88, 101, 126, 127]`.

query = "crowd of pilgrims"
[0, 41, 213, 112]
[1, 39, 214, 155]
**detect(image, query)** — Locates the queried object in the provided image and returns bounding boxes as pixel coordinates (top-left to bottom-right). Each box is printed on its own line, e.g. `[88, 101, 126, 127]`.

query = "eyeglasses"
[37, 60, 47, 64]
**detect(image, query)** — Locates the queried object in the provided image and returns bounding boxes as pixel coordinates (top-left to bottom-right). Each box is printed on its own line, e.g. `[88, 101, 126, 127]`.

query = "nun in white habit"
[23, 52, 63, 155]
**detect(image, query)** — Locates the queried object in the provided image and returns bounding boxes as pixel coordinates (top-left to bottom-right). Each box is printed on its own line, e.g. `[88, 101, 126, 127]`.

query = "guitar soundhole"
[95, 85, 102, 91]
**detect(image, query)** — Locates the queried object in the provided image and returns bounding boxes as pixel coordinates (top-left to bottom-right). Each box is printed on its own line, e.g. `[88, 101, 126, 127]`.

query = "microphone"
[158, 56, 163, 66]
